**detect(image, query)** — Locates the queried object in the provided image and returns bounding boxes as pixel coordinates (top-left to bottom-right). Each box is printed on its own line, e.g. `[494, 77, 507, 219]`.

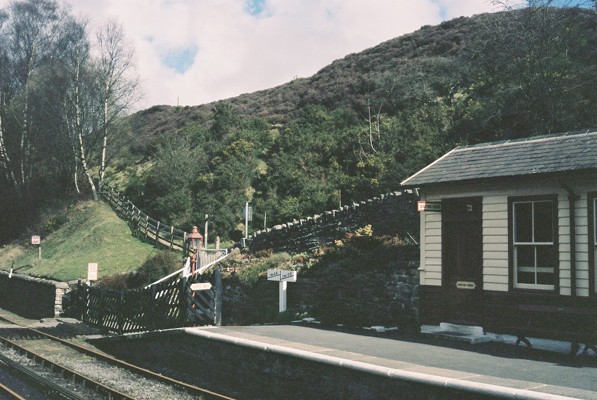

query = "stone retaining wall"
[94, 330, 516, 400]
[246, 190, 419, 254]
[0, 271, 69, 318]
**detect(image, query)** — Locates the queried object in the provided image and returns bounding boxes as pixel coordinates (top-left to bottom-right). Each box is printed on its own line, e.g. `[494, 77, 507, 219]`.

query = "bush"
[127, 250, 183, 288]
[96, 273, 130, 290]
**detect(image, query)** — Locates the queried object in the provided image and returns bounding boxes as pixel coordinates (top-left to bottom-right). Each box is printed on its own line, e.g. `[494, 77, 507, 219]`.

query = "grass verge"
[0, 201, 158, 282]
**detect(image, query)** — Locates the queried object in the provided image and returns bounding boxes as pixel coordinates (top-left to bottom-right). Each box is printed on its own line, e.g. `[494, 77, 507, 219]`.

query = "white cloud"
[0, 0, 497, 109]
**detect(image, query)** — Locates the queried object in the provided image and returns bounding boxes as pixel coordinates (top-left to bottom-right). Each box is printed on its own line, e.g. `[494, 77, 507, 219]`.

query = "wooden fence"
[74, 270, 222, 335]
[101, 185, 187, 252]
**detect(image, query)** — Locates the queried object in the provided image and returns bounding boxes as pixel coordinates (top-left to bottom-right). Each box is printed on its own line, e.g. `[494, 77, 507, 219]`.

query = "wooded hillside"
[1, 3, 596, 244]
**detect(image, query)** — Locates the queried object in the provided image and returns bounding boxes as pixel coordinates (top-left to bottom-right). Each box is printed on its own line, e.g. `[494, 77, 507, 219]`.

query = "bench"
[512, 304, 597, 355]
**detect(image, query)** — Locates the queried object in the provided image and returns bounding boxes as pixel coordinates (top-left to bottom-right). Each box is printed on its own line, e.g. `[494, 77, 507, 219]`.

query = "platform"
[173, 324, 597, 399]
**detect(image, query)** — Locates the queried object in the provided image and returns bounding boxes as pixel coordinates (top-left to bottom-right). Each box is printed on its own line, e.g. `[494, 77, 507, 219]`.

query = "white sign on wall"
[87, 263, 98, 281]
[190, 282, 212, 291]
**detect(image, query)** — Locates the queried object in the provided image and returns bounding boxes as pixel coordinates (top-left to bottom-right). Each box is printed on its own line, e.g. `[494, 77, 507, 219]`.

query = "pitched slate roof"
[401, 129, 597, 187]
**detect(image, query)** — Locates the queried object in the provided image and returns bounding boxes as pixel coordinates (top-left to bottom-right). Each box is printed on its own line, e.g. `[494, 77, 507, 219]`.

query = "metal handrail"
[145, 248, 230, 288]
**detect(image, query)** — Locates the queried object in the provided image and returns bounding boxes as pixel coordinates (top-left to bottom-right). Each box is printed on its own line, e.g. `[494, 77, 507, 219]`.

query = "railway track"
[0, 314, 236, 400]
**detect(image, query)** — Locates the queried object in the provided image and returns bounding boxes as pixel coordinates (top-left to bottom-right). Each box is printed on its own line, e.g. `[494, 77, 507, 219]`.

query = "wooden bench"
[512, 304, 597, 355]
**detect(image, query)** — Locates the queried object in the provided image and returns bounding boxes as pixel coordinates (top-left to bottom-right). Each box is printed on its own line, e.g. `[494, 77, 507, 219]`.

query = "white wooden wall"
[418, 175, 597, 297]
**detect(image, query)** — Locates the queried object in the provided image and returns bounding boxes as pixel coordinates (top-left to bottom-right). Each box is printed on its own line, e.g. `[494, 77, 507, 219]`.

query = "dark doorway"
[442, 197, 483, 325]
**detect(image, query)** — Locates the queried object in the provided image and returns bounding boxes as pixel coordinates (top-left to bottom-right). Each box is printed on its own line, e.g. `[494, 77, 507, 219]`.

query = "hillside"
[122, 7, 596, 141]
[0, 202, 158, 281]
[1, 5, 595, 246]
[104, 6, 596, 242]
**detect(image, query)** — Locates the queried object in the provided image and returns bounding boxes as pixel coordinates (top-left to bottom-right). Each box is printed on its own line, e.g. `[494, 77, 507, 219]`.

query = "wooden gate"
[75, 270, 222, 334]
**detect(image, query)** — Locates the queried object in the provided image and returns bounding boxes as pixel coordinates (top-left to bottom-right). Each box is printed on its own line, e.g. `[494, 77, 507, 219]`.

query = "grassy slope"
[0, 201, 158, 282]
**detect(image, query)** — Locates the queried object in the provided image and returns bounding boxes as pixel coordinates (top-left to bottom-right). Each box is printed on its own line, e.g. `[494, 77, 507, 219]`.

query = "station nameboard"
[267, 269, 297, 282]
[417, 201, 442, 212]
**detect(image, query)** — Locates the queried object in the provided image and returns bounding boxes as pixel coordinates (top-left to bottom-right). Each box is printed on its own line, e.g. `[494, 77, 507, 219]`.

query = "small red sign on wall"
[417, 201, 442, 212]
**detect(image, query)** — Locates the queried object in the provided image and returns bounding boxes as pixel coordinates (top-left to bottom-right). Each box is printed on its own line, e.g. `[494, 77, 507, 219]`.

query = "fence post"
[169, 226, 175, 249]
[149, 285, 157, 330]
[77, 280, 86, 322]
[145, 216, 149, 240]
[179, 277, 189, 325]
[214, 269, 222, 326]
[155, 221, 161, 248]
[118, 290, 125, 335]
[98, 288, 105, 329]
[135, 208, 141, 237]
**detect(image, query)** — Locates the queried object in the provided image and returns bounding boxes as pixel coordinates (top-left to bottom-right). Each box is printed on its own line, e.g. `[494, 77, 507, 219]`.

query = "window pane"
[536, 246, 554, 269]
[537, 272, 554, 285]
[518, 271, 535, 284]
[516, 246, 534, 268]
[514, 202, 532, 242]
[534, 201, 553, 243]
[514, 246, 535, 284]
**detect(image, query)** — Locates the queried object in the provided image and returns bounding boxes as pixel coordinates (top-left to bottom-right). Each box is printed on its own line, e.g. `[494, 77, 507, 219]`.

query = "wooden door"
[442, 197, 483, 325]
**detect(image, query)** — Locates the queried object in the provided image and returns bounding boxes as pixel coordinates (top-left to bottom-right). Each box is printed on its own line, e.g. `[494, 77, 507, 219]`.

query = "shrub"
[97, 273, 129, 290]
[127, 250, 183, 288]
[238, 262, 270, 287]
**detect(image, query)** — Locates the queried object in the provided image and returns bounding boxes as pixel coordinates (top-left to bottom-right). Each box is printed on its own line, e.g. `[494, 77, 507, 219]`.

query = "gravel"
[4, 339, 202, 400]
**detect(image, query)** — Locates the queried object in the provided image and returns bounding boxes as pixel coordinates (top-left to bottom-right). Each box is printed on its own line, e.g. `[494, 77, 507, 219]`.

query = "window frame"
[509, 195, 558, 291]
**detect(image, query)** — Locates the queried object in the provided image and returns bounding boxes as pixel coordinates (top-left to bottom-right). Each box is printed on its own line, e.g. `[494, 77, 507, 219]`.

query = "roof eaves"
[400, 148, 458, 187]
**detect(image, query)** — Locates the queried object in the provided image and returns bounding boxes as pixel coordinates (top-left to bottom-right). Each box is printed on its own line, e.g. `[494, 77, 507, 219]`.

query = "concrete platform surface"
[185, 325, 597, 400]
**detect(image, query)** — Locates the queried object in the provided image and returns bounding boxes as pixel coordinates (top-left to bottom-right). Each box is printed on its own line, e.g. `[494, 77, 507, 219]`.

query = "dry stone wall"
[246, 190, 419, 254]
[0, 271, 69, 318]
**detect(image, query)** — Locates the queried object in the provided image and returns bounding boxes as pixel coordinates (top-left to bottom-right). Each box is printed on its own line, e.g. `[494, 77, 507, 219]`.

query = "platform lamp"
[187, 226, 203, 275]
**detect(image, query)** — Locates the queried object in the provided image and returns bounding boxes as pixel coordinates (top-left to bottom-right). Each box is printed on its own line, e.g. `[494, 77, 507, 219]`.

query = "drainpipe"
[562, 184, 579, 298]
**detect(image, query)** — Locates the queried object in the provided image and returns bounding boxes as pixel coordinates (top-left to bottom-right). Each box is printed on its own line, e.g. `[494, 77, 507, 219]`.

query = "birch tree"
[95, 19, 139, 195]
[61, 17, 99, 198]
[0, 0, 66, 198]
[61, 18, 138, 200]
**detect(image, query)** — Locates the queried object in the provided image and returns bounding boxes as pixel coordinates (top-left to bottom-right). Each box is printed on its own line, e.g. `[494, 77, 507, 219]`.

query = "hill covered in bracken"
[109, 6, 596, 241]
[124, 7, 596, 139]
[1, 4, 594, 245]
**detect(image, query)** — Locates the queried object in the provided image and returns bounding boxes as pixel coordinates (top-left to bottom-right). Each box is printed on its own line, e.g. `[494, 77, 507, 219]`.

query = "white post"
[204, 214, 209, 250]
[279, 281, 288, 313]
[244, 202, 249, 239]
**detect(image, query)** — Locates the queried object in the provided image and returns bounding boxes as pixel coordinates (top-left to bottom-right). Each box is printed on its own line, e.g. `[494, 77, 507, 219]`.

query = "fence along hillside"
[101, 185, 188, 252]
[103, 184, 420, 256]
[246, 190, 420, 254]
[101, 185, 229, 277]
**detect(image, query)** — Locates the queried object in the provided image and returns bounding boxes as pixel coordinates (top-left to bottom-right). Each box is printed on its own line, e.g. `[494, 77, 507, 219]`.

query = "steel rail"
[0, 339, 134, 399]
[0, 352, 95, 400]
[0, 315, 236, 400]
[0, 382, 27, 400]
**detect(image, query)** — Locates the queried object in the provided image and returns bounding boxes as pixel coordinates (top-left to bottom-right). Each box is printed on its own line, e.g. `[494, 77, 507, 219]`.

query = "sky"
[2, 0, 503, 109]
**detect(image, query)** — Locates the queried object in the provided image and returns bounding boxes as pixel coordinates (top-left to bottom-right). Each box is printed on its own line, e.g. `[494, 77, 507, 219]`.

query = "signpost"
[267, 269, 297, 312]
